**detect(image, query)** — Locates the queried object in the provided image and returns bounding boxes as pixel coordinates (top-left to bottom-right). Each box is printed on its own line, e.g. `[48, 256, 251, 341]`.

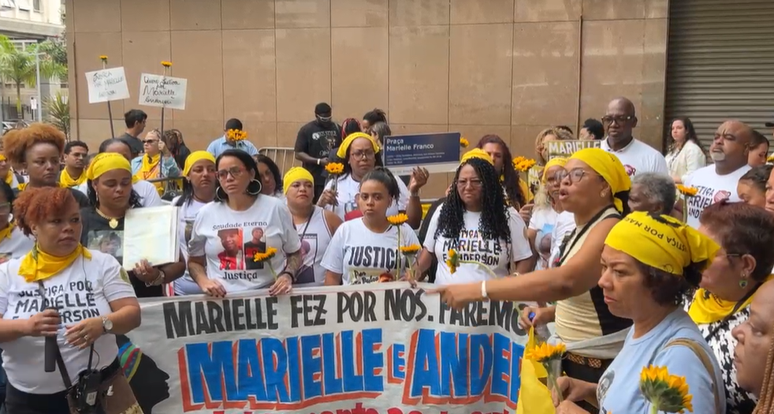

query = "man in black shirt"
[294, 103, 342, 202]
[118, 109, 147, 158]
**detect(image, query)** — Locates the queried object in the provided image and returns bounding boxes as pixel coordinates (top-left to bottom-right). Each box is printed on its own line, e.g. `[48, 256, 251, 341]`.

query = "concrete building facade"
[66, 0, 669, 196]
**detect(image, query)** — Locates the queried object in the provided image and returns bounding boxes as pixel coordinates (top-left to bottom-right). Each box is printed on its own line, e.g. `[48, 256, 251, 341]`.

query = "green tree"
[0, 35, 67, 114]
[44, 91, 69, 139]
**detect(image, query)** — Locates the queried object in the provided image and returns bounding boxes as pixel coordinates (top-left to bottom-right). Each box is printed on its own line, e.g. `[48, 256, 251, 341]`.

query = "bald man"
[600, 97, 668, 177]
[681, 120, 753, 228]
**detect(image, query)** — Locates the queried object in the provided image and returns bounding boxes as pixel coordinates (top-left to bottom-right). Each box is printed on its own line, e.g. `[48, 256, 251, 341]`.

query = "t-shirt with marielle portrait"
[0, 250, 136, 394]
[188, 195, 302, 292]
[321, 219, 419, 285]
[423, 205, 533, 285]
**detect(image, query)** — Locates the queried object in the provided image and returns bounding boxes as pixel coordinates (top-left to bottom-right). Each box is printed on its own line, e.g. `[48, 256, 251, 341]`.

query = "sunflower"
[514, 158, 537, 172]
[639, 365, 694, 413]
[387, 213, 408, 226]
[161, 61, 172, 68]
[325, 162, 344, 175]
[676, 184, 698, 197]
[524, 341, 566, 363]
[400, 244, 421, 255]
[460, 137, 469, 148]
[99, 55, 108, 61]
[445, 249, 459, 274]
[253, 247, 278, 263]
[226, 129, 247, 141]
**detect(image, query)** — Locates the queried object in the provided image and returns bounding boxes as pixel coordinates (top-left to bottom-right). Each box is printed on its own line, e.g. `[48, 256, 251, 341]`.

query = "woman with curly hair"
[416, 149, 533, 285]
[81, 153, 185, 297]
[2, 124, 89, 207]
[0, 186, 141, 414]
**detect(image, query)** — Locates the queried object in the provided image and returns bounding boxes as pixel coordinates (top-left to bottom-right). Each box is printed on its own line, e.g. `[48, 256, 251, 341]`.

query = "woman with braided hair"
[732, 280, 774, 414]
[415, 149, 533, 285]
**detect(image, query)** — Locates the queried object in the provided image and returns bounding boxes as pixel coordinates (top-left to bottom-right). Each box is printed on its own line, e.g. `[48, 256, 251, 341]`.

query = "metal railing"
[258, 147, 300, 174]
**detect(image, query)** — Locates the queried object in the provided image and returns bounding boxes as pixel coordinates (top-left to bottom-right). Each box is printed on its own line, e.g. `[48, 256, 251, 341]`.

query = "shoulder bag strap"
[664, 338, 722, 414]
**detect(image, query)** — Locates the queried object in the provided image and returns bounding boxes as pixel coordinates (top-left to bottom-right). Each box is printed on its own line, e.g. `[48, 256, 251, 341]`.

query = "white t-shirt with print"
[188, 195, 302, 292]
[549, 211, 576, 268]
[171, 196, 208, 295]
[529, 206, 559, 271]
[0, 227, 33, 264]
[75, 180, 163, 207]
[683, 164, 751, 229]
[323, 174, 411, 220]
[321, 219, 419, 285]
[423, 206, 533, 285]
[0, 250, 136, 393]
[601, 137, 669, 177]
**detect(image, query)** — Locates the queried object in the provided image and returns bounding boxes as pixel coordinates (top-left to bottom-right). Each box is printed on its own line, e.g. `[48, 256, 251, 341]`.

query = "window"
[16, 0, 28, 11]
[32, 0, 39, 12]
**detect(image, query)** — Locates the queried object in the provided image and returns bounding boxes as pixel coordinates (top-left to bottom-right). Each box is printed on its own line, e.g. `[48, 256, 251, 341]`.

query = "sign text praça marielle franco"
[382, 133, 462, 176]
[126, 283, 530, 414]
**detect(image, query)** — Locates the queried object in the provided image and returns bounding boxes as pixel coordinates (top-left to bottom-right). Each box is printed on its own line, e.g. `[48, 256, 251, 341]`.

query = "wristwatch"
[102, 316, 113, 334]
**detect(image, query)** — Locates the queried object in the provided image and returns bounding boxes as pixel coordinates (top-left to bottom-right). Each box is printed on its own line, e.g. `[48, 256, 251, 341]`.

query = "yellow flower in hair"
[445, 249, 459, 274]
[325, 162, 344, 175]
[524, 342, 566, 363]
[161, 61, 172, 67]
[253, 247, 278, 263]
[400, 244, 421, 255]
[387, 213, 408, 226]
[99, 55, 108, 61]
[639, 365, 694, 413]
[460, 137, 469, 148]
[676, 184, 698, 197]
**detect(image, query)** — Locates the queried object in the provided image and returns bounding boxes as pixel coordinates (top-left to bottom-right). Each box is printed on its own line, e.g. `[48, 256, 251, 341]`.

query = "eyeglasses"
[351, 150, 375, 160]
[142, 139, 158, 144]
[456, 179, 483, 189]
[217, 167, 245, 180]
[557, 168, 601, 184]
[601, 115, 634, 125]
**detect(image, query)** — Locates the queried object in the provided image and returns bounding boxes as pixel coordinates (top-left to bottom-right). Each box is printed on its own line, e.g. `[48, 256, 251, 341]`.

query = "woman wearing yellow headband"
[283, 167, 342, 285]
[317, 132, 424, 228]
[130, 129, 180, 196]
[0, 186, 142, 414]
[171, 151, 217, 295]
[528, 157, 567, 271]
[433, 148, 633, 402]
[555, 211, 725, 414]
[75, 139, 163, 208]
[81, 152, 185, 298]
[686, 201, 774, 413]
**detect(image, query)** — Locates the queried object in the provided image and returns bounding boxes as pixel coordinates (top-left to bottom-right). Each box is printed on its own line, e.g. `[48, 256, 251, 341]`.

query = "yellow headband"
[283, 167, 314, 194]
[570, 148, 631, 212]
[0, 154, 6, 162]
[605, 211, 719, 276]
[460, 148, 494, 165]
[182, 151, 216, 177]
[86, 153, 132, 181]
[337, 132, 380, 159]
[542, 157, 567, 183]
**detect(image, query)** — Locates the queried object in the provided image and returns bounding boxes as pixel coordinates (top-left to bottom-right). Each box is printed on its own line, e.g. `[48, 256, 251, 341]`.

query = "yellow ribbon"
[460, 148, 494, 165]
[59, 169, 87, 188]
[0, 221, 14, 241]
[283, 166, 314, 195]
[17, 182, 26, 192]
[605, 211, 719, 276]
[3, 171, 12, 186]
[135, 154, 162, 194]
[336, 132, 380, 159]
[570, 148, 631, 213]
[689, 275, 774, 324]
[182, 151, 216, 177]
[18, 244, 92, 283]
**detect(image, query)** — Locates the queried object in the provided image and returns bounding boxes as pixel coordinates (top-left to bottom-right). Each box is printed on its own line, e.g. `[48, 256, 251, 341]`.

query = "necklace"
[95, 208, 123, 229]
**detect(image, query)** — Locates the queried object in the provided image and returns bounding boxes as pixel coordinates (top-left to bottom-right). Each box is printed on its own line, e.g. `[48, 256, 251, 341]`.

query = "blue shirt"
[206, 136, 258, 158]
[597, 309, 726, 414]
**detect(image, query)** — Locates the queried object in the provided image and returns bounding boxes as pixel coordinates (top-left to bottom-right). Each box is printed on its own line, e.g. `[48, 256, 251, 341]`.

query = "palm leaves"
[0, 35, 68, 113]
[44, 91, 69, 139]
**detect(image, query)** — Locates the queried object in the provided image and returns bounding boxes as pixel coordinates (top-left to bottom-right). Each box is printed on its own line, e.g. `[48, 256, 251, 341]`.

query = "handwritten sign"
[85, 67, 130, 103]
[547, 139, 601, 160]
[382, 132, 461, 175]
[138, 73, 187, 110]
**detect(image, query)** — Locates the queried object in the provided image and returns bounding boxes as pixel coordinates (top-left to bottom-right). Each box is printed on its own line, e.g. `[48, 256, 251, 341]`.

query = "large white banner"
[124, 283, 529, 414]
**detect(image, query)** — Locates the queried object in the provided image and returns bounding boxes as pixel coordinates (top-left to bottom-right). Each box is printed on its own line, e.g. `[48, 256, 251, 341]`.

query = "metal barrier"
[258, 147, 300, 174]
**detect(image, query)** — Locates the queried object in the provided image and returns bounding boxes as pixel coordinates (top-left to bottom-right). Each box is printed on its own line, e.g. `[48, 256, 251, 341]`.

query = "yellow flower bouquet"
[513, 156, 537, 173]
[525, 341, 566, 402]
[639, 365, 694, 414]
[226, 129, 248, 142]
[253, 247, 279, 279]
[676, 184, 699, 223]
